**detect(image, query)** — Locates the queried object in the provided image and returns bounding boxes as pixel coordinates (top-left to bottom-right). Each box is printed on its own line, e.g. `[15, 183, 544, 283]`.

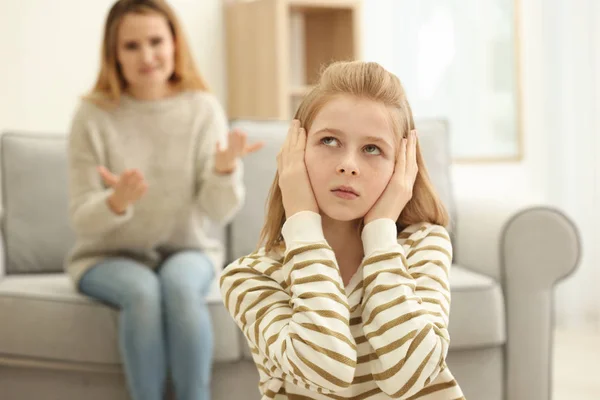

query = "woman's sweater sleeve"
[195, 94, 245, 225]
[67, 106, 133, 237]
[359, 219, 453, 399]
[219, 211, 357, 393]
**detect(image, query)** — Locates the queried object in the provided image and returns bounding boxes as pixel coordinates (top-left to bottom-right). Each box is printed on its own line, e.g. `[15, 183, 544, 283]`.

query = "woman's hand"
[98, 166, 148, 215]
[214, 129, 264, 174]
[277, 119, 318, 218]
[363, 130, 419, 225]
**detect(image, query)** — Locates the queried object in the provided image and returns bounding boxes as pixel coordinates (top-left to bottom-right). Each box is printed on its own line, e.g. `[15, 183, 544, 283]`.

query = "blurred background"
[0, 0, 598, 399]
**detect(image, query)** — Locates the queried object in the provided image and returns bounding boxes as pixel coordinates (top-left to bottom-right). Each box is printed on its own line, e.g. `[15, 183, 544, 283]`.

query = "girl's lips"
[331, 188, 359, 200]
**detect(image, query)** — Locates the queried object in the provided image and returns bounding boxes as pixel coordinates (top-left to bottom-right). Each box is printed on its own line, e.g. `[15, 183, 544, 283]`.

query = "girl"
[220, 61, 464, 399]
[65, 1, 261, 400]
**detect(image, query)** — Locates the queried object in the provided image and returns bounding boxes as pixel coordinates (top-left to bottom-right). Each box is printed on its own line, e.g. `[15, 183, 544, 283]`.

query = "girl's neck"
[321, 215, 364, 285]
[321, 216, 360, 248]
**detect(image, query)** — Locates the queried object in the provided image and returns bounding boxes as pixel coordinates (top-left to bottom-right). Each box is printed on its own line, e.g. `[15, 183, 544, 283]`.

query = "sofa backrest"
[0, 132, 228, 275]
[228, 119, 455, 261]
[0, 133, 75, 274]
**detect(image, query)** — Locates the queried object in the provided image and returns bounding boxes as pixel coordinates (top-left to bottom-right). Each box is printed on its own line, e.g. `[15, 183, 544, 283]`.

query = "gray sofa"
[0, 119, 580, 400]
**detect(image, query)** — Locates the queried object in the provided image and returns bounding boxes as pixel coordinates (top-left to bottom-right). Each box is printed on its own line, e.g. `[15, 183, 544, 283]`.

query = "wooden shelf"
[225, 0, 362, 120]
[288, 0, 360, 11]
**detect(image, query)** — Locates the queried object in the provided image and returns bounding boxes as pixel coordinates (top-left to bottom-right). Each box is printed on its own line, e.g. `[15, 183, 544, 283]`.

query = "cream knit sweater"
[65, 90, 244, 286]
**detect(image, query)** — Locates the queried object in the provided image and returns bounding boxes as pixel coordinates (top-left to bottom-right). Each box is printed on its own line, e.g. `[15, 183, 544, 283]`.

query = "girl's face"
[116, 12, 175, 92]
[305, 95, 397, 222]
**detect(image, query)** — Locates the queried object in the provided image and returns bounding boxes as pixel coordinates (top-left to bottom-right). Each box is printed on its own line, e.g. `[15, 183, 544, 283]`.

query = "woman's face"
[304, 95, 397, 222]
[116, 12, 175, 91]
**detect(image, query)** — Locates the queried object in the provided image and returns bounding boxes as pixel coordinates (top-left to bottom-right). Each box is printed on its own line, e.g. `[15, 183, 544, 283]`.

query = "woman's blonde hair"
[260, 61, 449, 253]
[84, 0, 208, 108]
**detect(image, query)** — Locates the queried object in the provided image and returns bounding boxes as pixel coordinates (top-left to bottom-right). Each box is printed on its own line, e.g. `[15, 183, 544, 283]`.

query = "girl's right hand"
[98, 166, 148, 214]
[277, 119, 318, 218]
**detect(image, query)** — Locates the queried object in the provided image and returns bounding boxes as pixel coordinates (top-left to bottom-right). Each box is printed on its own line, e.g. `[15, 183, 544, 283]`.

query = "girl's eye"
[151, 37, 163, 46]
[364, 144, 381, 155]
[321, 137, 339, 146]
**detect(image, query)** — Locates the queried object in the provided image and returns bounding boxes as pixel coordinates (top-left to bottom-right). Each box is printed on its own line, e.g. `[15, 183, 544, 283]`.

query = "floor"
[553, 326, 600, 399]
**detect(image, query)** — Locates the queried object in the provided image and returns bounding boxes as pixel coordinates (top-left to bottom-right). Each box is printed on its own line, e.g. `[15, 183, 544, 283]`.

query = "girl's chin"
[319, 208, 365, 224]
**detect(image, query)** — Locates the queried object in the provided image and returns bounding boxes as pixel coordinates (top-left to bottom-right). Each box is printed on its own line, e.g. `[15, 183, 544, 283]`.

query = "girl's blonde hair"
[260, 61, 449, 253]
[84, 0, 208, 108]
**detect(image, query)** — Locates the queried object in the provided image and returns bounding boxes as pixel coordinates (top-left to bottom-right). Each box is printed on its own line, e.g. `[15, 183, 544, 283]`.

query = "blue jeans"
[79, 251, 215, 400]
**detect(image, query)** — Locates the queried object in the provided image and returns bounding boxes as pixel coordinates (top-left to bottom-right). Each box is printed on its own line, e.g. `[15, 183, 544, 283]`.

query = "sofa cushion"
[1, 133, 75, 274]
[448, 265, 506, 349]
[0, 274, 241, 365]
[228, 119, 456, 260]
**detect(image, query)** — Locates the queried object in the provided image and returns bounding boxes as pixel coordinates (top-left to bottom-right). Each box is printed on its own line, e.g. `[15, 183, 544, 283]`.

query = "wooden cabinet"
[225, 0, 362, 120]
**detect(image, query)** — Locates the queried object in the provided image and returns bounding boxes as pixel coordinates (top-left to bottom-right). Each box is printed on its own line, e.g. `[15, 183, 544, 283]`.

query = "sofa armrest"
[502, 206, 580, 400]
[454, 199, 581, 400]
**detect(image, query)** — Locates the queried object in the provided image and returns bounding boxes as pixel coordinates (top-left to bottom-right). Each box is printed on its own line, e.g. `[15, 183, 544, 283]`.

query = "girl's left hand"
[214, 129, 264, 174]
[363, 130, 419, 225]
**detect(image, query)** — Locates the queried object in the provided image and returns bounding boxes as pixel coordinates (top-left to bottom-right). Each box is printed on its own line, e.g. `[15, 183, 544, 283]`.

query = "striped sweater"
[220, 211, 464, 399]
